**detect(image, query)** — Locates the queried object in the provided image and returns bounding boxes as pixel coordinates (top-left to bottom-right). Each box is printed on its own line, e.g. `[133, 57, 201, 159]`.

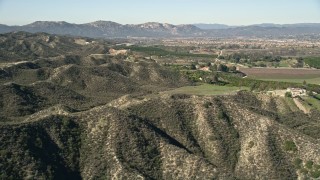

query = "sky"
[0, 0, 320, 26]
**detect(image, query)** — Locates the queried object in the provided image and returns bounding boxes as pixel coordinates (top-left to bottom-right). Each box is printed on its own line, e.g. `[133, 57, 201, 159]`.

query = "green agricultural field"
[278, 61, 290, 67]
[302, 97, 320, 111]
[298, 98, 313, 112]
[165, 84, 249, 96]
[278, 59, 298, 67]
[304, 57, 320, 69]
[255, 77, 320, 85]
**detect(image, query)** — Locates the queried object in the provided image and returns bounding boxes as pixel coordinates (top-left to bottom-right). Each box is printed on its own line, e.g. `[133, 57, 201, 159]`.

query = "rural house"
[287, 88, 307, 97]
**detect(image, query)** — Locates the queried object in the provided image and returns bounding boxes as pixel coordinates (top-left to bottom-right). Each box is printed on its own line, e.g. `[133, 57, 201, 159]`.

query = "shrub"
[0, 150, 7, 156]
[285, 92, 292, 98]
[310, 170, 320, 178]
[294, 158, 303, 169]
[248, 141, 254, 149]
[35, 137, 43, 148]
[306, 160, 314, 169]
[300, 168, 308, 174]
[284, 140, 297, 152]
[203, 102, 212, 108]
[217, 110, 226, 119]
[209, 135, 217, 141]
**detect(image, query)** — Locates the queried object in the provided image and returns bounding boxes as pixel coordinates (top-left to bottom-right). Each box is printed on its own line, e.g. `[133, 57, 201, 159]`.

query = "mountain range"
[1, 21, 320, 38]
[193, 23, 320, 29]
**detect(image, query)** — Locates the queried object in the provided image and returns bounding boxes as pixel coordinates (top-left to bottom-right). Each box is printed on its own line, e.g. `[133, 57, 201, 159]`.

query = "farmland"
[304, 57, 320, 69]
[302, 96, 320, 111]
[239, 67, 320, 84]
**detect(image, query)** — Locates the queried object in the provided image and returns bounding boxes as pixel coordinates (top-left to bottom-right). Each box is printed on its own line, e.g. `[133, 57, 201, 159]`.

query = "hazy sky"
[1, 0, 320, 25]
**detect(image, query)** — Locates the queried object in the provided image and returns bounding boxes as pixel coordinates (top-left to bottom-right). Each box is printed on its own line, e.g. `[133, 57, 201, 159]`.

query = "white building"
[287, 88, 307, 97]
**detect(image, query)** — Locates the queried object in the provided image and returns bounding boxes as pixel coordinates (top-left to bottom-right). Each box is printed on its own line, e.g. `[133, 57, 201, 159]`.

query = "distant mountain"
[1, 21, 320, 38]
[194, 23, 320, 29]
[251, 23, 320, 28]
[193, 23, 237, 29]
[2, 21, 204, 38]
[204, 25, 320, 38]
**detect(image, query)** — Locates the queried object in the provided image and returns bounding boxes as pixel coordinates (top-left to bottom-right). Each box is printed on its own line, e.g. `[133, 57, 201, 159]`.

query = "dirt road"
[293, 98, 309, 114]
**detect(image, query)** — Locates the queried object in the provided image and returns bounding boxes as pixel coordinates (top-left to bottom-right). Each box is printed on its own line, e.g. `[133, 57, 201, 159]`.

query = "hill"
[0, 32, 189, 120]
[1, 91, 320, 179]
[0, 31, 109, 62]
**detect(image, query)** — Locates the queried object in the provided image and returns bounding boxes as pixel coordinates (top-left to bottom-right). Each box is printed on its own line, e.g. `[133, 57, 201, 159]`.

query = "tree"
[217, 64, 229, 72]
[257, 62, 267, 67]
[303, 80, 307, 86]
[206, 74, 219, 84]
[218, 55, 225, 59]
[307, 90, 313, 96]
[235, 57, 240, 63]
[190, 64, 196, 70]
[210, 64, 217, 71]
